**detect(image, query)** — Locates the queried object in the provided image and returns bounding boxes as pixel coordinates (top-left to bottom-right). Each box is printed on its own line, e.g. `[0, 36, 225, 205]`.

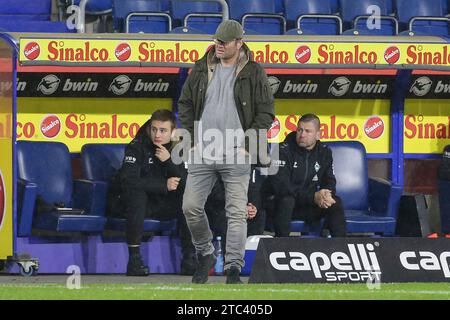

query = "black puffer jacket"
[438, 145, 450, 181]
[267, 131, 336, 206]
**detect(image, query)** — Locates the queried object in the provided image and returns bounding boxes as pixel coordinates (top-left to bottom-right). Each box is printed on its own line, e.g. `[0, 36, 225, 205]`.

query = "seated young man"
[108, 109, 195, 276]
[205, 167, 266, 253]
[266, 113, 346, 237]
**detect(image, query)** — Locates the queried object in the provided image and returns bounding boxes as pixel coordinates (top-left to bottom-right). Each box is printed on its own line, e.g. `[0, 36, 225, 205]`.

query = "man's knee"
[276, 195, 296, 210]
[182, 196, 203, 216]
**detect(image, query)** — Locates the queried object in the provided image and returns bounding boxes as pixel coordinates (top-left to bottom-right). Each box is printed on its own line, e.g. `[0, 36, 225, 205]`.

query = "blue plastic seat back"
[283, 0, 332, 25]
[112, 0, 164, 31]
[0, 20, 76, 32]
[69, 0, 113, 14]
[340, 0, 390, 23]
[228, 0, 284, 34]
[395, 0, 448, 35]
[395, 0, 444, 24]
[0, 0, 52, 20]
[170, 0, 221, 33]
[228, 0, 276, 20]
[330, 0, 339, 13]
[81, 144, 126, 182]
[170, 0, 220, 22]
[325, 141, 369, 211]
[17, 141, 73, 207]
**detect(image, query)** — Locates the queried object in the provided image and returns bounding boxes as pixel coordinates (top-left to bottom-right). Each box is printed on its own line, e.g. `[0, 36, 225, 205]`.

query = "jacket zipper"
[301, 153, 310, 189]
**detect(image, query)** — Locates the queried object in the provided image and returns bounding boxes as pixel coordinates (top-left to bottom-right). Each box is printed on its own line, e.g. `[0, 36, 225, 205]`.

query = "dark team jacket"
[107, 119, 186, 215]
[267, 131, 336, 206]
[438, 145, 450, 181]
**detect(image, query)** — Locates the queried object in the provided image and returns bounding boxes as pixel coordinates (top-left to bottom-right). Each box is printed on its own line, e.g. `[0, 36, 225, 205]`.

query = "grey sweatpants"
[182, 162, 250, 271]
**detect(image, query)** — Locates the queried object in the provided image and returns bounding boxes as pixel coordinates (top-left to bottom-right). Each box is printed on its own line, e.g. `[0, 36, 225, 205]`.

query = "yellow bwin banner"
[404, 100, 450, 154]
[16, 98, 172, 153]
[269, 99, 391, 154]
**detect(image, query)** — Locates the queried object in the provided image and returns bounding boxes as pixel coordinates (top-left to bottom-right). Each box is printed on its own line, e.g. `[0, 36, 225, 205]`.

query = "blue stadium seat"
[17, 141, 106, 236]
[330, 0, 339, 13]
[65, 0, 113, 14]
[0, 20, 76, 33]
[274, 0, 284, 14]
[326, 141, 402, 235]
[228, 0, 286, 35]
[170, 0, 222, 34]
[283, 0, 343, 35]
[395, 0, 450, 36]
[112, 0, 172, 33]
[81, 143, 176, 233]
[0, 0, 52, 20]
[340, 0, 398, 35]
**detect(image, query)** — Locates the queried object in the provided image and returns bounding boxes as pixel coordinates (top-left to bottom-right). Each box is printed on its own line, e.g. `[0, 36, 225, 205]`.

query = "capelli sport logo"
[0, 170, 5, 230]
[269, 243, 382, 282]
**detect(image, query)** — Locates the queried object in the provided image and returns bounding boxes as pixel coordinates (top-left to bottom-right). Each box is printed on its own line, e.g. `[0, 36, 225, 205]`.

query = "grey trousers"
[182, 162, 250, 271]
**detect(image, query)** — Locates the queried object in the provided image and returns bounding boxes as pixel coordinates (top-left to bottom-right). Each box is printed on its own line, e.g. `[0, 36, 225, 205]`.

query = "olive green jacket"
[178, 43, 275, 151]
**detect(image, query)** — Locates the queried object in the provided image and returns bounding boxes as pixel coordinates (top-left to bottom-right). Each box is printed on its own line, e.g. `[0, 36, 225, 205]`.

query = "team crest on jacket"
[125, 156, 136, 164]
[314, 162, 320, 172]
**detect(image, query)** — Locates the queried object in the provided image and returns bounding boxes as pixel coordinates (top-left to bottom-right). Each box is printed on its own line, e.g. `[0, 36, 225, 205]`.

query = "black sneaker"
[126, 254, 149, 276]
[192, 253, 216, 284]
[226, 267, 243, 284]
[180, 258, 197, 276]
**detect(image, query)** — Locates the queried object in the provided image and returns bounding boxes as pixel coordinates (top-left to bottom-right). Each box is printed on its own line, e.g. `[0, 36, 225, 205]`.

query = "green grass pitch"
[0, 283, 449, 300]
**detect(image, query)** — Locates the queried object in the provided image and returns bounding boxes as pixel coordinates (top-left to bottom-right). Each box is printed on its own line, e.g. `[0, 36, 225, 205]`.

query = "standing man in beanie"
[178, 20, 274, 284]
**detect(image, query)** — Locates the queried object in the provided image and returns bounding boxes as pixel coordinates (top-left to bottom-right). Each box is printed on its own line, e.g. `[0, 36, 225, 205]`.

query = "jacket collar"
[201, 43, 251, 82]
[284, 131, 320, 155]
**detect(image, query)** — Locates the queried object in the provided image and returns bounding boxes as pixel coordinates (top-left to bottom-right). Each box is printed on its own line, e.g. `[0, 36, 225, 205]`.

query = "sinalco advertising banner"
[404, 99, 450, 154]
[0, 53, 13, 259]
[19, 38, 450, 68]
[268, 100, 390, 153]
[14, 98, 390, 154]
[16, 98, 171, 153]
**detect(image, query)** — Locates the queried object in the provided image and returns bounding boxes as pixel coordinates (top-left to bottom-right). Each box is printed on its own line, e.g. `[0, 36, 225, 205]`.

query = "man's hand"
[167, 177, 181, 191]
[246, 203, 257, 220]
[314, 189, 336, 209]
[155, 144, 171, 162]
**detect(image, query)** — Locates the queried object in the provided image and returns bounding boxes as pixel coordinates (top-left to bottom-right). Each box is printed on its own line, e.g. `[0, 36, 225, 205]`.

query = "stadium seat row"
[0, 0, 449, 36]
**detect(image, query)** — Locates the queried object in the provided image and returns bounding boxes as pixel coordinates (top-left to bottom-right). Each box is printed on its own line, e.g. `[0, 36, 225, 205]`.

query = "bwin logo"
[267, 76, 281, 95]
[109, 75, 132, 96]
[328, 77, 351, 97]
[410, 76, 433, 97]
[37, 74, 60, 95]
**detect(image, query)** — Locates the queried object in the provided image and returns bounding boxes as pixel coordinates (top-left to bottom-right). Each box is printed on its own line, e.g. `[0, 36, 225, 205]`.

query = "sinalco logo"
[410, 76, 433, 96]
[37, 74, 60, 95]
[267, 76, 281, 95]
[328, 76, 351, 97]
[109, 75, 132, 96]
[0, 170, 5, 230]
